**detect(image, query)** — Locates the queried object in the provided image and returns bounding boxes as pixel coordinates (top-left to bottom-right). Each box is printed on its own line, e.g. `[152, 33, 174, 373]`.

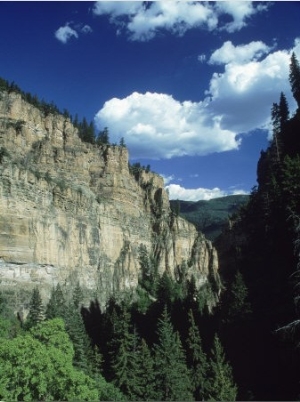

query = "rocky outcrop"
[0, 91, 219, 310]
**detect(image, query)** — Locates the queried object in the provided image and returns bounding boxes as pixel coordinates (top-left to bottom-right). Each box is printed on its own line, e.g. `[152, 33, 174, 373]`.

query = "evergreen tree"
[97, 127, 110, 145]
[289, 52, 300, 108]
[186, 309, 209, 400]
[110, 309, 143, 399]
[207, 334, 237, 401]
[26, 287, 44, 329]
[279, 92, 290, 129]
[64, 301, 90, 372]
[225, 270, 252, 323]
[133, 338, 157, 400]
[73, 281, 84, 309]
[45, 283, 66, 320]
[153, 306, 193, 401]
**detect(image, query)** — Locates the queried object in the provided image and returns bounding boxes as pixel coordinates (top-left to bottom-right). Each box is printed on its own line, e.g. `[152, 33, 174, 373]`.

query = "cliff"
[0, 90, 219, 310]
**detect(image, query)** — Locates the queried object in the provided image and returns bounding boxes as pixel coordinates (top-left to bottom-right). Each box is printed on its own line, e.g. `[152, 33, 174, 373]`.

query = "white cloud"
[95, 91, 240, 159]
[205, 39, 300, 134]
[95, 39, 300, 161]
[55, 24, 79, 44]
[209, 40, 271, 65]
[161, 174, 175, 185]
[55, 23, 92, 44]
[166, 183, 248, 201]
[166, 184, 226, 201]
[216, 1, 266, 33]
[93, 1, 265, 41]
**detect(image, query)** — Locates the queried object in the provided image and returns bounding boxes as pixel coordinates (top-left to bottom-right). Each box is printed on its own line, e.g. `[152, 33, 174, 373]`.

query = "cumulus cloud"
[93, 1, 265, 41]
[55, 23, 92, 44]
[205, 39, 300, 134]
[95, 91, 240, 159]
[94, 39, 300, 160]
[55, 24, 78, 44]
[166, 183, 248, 201]
[209, 40, 271, 65]
[166, 183, 226, 201]
[216, 1, 267, 33]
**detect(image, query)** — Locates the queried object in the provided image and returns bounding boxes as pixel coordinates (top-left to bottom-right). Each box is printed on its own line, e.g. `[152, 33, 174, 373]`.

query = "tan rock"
[0, 91, 219, 310]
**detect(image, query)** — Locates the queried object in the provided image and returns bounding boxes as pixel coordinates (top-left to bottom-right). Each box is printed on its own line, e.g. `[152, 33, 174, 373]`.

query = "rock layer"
[0, 91, 219, 310]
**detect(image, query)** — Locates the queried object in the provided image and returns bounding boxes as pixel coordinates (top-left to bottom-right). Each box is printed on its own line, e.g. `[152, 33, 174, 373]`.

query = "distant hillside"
[170, 194, 249, 241]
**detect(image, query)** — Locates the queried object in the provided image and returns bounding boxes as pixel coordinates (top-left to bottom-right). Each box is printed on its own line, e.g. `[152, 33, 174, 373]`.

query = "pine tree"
[45, 283, 66, 320]
[153, 306, 193, 401]
[186, 309, 209, 400]
[110, 309, 142, 400]
[26, 287, 44, 329]
[207, 334, 237, 401]
[289, 52, 300, 108]
[226, 270, 252, 323]
[133, 338, 157, 400]
[73, 281, 84, 309]
[64, 301, 90, 372]
[279, 92, 289, 129]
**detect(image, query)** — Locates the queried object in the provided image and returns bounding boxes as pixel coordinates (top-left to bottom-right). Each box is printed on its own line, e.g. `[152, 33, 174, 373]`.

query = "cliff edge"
[0, 90, 219, 310]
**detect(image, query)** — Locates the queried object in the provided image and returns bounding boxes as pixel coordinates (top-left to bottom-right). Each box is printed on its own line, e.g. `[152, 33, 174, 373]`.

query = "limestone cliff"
[0, 90, 219, 310]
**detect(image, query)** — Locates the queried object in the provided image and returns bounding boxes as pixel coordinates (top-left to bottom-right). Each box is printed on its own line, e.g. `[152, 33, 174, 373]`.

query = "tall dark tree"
[45, 283, 67, 320]
[25, 287, 44, 329]
[133, 338, 157, 400]
[186, 309, 209, 400]
[153, 306, 193, 401]
[224, 270, 252, 323]
[64, 300, 90, 373]
[289, 52, 300, 108]
[207, 334, 237, 401]
[279, 92, 290, 129]
[97, 127, 110, 145]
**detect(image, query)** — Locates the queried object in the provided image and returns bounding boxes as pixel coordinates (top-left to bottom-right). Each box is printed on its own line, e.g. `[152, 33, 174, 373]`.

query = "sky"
[0, 1, 300, 201]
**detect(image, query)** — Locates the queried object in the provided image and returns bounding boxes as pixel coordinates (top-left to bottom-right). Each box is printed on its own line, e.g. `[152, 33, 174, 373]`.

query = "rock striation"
[0, 90, 219, 310]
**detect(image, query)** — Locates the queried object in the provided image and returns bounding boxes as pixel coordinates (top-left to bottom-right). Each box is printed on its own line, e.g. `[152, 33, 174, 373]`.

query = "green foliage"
[25, 287, 44, 329]
[171, 195, 249, 240]
[224, 270, 252, 323]
[96, 126, 110, 145]
[153, 306, 193, 401]
[64, 301, 90, 372]
[0, 319, 99, 401]
[289, 52, 300, 108]
[45, 283, 67, 320]
[129, 162, 152, 181]
[186, 310, 209, 400]
[207, 334, 238, 401]
[138, 243, 158, 296]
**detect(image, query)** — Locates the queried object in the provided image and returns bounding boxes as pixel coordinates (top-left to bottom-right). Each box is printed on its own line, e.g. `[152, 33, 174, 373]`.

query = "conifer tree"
[26, 287, 44, 329]
[186, 309, 209, 400]
[226, 270, 252, 323]
[279, 92, 289, 129]
[153, 306, 193, 401]
[73, 281, 84, 309]
[133, 338, 157, 400]
[64, 300, 90, 372]
[207, 334, 237, 401]
[110, 309, 143, 399]
[289, 52, 300, 108]
[45, 283, 66, 320]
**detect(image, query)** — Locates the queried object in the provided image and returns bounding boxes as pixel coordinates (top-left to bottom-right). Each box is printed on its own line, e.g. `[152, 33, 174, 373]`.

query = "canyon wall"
[0, 91, 219, 310]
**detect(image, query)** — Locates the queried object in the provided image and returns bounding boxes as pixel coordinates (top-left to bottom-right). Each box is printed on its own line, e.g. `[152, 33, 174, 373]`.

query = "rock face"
[0, 91, 219, 310]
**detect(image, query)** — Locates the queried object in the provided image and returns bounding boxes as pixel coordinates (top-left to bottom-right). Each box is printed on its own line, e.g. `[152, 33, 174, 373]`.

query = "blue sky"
[0, 1, 300, 201]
